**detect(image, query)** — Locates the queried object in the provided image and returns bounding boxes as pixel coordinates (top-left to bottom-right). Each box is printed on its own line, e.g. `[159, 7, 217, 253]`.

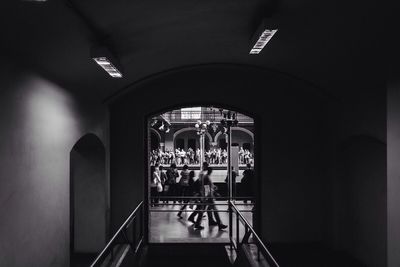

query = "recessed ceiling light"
[91, 46, 123, 78]
[249, 29, 277, 54]
[93, 57, 123, 78]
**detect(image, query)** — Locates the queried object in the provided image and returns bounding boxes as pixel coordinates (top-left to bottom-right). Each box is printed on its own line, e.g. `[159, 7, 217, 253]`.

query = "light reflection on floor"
[149, 201, 253, 243]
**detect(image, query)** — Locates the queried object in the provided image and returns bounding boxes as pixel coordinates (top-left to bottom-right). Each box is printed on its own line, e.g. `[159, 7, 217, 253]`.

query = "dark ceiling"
[2, 0, 383, 101]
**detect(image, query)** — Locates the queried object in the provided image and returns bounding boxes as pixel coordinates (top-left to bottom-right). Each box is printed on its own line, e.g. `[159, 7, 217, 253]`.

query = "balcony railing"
[161, 111, 254, 124]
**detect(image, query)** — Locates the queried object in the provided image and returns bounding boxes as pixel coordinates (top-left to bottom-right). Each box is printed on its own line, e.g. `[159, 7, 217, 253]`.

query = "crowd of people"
[150, 147, 254, 166]
[150, 162, 255, 230]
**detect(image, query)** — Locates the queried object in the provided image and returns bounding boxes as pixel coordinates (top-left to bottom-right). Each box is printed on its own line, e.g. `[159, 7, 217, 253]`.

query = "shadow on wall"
[332, 135, 386, 267]
[70, 133, 107, 255]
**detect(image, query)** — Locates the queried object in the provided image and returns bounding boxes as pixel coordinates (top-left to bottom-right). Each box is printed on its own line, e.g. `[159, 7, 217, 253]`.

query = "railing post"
[132, 216, 136, 251]
[89, 202, 144, 267]
[229, 202, 233, 251]
[228, 126, 233, 251]
[236, 209, 239, 249]
[110, 244, 114, 262]
[142, 205, 144, 240]
[140, 204, 144, 246]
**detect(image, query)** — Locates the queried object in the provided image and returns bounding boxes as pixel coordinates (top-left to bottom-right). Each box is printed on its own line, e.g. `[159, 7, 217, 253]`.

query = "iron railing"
[149, 196, 255, 212]
[229, 201, 280, 267]
[89, 198, 278, 266]
[162, 111, 254, 124]
[90, 201, 144, 267]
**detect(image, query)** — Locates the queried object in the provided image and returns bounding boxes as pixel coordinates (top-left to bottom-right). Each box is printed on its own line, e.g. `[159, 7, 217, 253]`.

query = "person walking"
[225, 167, 238, 198]
[177, 170, 195, 218]
[150, 164, 162, 206]
[166, 163, 179, 204]
[241, 163, 255, 203]
[193, 167, 227, 230]
[188, 162, 209, 224]
[159, 165, 168, 203]
[179, 165, 190, 198]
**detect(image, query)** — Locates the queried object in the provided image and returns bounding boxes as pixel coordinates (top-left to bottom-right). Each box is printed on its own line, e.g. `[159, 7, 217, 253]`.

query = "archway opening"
[150, 129, 161, 151]
[147, 106, 256, 243]
[70, 134, 107, 266]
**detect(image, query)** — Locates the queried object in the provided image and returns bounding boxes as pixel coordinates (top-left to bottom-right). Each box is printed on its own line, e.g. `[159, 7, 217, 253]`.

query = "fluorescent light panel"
[249, 29, 278, 54]
[93, 57, 123, 78]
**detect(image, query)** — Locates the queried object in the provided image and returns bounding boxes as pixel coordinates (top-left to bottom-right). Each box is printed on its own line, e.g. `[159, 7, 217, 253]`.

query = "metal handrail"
[149, 209, 254, 212]
[90, 201, 144, 267]
[229, 201, 280, 267]
[149, 198, 254, 212]
[149, 196, 256, 199]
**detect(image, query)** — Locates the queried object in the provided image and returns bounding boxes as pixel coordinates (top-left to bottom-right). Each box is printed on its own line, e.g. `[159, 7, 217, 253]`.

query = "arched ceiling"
[2, 0, 382, 100]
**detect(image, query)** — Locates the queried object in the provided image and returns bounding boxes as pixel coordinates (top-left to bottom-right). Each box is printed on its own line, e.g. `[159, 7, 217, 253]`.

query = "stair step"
[144, 244, 232, 267]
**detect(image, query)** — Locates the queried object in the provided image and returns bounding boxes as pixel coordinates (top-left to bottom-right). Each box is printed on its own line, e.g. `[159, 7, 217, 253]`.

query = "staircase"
[88, 201, 279, 267]
[140, 244, 232, 267]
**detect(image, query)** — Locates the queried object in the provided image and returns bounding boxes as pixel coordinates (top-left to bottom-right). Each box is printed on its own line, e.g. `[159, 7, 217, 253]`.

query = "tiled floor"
[149, 201, 253, 243]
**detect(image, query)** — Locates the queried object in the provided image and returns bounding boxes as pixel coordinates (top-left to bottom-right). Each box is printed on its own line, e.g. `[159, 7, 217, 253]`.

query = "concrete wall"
[109, 65, 388, 266]
[0, 67, 105, 267]
[324, 90, 387, 267]
[388, 80, 400, 267]
[71, 134, 106, 253]
[332, 136, 386, 267]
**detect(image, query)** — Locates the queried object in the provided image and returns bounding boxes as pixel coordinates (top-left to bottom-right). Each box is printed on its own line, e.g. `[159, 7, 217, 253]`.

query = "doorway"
[146, 106, 256, 243]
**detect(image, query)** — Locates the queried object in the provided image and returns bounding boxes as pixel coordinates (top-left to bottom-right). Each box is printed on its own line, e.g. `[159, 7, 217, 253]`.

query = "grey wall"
[109, 65, 329, 243]
[0, 67, 105, 267]
[324, 90, 387, 267]
[332, 136, 386, 267]
[388, 81, 400, 267]
[109, 65, 387, 266]
[71, 134, 106, 253]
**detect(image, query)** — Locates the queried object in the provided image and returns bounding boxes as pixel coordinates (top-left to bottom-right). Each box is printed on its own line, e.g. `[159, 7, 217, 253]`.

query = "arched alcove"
[70, 133, 107, 259]
[173, 127, 212, 151]
[150, 128, 161, 151]
[215, 127, 254, 152]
